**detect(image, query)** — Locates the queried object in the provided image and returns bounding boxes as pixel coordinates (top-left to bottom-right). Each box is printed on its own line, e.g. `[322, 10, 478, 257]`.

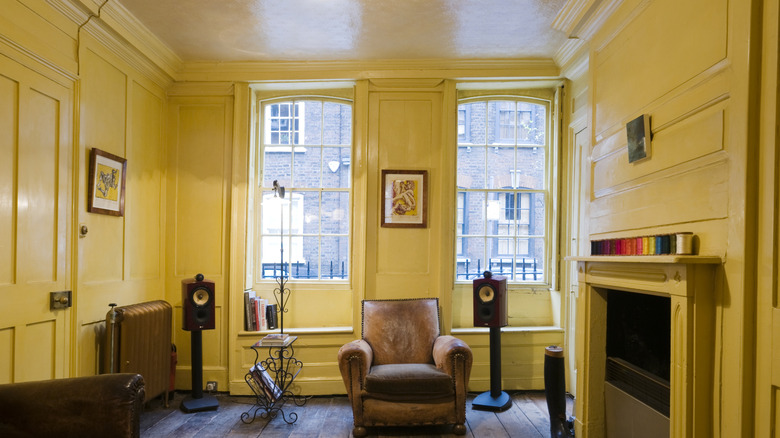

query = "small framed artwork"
[626, 114, 651, 163]
[381, 169, 428, 228]
[87, 148, 127, 216]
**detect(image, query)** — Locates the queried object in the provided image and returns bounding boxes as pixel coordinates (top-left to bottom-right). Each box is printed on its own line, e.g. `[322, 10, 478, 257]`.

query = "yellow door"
[0, 54, 73, 383]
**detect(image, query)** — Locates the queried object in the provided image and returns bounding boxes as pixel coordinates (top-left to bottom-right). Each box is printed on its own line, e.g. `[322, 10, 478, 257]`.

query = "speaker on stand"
[181, 273, 219, 413]
[472, 271, 512, 411]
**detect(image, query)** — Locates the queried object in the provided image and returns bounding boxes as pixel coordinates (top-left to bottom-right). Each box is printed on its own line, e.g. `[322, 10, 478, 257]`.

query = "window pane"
[488, 101, 515, 145]
[322, 147, 351, 188]
[292, 148, 322, 188]
[524, 193, 545, 236]
[516, 238, 544, 281]
[322, 191, 349, 234]
[487, 147, 515, 189]
[321, 235, 349, 279]
[457, 237, 487, 280]
[294, 100, 320, 146]
[323, 102, 352, 145]
[459, 191, 485, 236]
[516, 147, 545, 189]
[457, 146, 486, 189]
[262, 152, 291, 188]
[518, 102, 545, 146]
[459, 102, 486, 145]
[296, 191, 320, 234]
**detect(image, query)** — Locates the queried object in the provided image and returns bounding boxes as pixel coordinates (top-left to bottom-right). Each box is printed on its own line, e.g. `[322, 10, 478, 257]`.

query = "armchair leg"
[453, 423, 467, 435]
[352, 426, 367, 437]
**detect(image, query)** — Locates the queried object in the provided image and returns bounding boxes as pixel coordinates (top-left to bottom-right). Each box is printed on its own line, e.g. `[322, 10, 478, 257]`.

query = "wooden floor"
[141, 391, 574, 437]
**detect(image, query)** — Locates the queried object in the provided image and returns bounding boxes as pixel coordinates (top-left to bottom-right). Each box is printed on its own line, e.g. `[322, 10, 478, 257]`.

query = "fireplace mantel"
[571, 256, 721, 438]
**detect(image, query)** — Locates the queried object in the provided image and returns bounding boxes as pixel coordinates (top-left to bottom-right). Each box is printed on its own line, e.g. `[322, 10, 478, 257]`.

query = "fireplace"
[570, 256, 720, 438]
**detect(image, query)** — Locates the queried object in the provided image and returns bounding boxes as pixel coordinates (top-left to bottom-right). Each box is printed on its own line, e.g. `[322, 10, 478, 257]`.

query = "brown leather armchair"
[338, 298, 473, 437]
[0, 373, 145, 438]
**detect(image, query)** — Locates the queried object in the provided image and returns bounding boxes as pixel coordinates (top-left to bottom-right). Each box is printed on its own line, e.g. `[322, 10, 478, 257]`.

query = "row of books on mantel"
[243, 290, 279, 332]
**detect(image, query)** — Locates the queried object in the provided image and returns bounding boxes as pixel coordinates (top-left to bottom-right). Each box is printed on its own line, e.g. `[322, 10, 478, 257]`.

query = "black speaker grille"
[606, 356, 670, 417]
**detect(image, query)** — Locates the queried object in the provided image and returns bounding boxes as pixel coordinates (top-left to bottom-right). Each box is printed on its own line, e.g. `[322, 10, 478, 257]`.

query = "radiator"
[105, 300, 172, 405]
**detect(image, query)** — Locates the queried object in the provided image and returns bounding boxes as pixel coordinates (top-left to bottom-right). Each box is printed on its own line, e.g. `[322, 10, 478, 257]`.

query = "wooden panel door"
[0, 54, 73, 383]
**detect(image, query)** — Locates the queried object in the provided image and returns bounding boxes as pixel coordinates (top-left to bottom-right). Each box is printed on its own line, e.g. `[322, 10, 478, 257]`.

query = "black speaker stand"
[181, 330, 219, 413]
[472, 326, 512, 411]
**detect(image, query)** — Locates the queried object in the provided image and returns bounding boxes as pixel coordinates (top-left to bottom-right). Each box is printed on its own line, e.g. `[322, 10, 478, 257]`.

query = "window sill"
[451, 326, 563, 335]
[239, 326, 354, 337]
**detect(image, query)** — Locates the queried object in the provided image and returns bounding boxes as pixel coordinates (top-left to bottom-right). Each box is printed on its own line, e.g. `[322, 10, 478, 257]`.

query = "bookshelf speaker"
[473, 271, 508, 327]
[182, 273, 215, 331]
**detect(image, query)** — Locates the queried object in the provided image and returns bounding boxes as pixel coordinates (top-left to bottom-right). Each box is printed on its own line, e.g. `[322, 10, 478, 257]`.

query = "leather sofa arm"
[0, 373, 145, 438]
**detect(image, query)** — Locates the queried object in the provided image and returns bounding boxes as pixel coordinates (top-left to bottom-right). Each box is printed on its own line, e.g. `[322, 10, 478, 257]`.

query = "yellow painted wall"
[2, 0, 777, 435]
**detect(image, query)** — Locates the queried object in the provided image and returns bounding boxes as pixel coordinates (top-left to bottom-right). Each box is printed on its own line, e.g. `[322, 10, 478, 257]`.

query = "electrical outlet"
[206, 381, 217, 392]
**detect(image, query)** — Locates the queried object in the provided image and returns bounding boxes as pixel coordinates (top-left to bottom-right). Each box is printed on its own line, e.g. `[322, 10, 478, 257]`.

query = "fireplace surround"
[570, 255, 720, 438]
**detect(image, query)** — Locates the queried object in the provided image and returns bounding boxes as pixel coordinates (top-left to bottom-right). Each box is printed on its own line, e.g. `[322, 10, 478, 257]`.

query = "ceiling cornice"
[177, 59, 562, 83]
[47, 0, 178, 87]
[552, 0, 599, 35]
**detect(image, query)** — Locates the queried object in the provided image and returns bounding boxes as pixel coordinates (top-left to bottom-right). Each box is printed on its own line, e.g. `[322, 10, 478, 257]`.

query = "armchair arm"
[433, 335, 473, 377]
[338, 339, 373, 396]
[337, 340, 373, 428]
[433, 335, 473, 426]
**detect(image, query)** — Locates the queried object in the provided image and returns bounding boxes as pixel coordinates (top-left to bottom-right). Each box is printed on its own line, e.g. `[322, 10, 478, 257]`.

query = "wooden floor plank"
[141, 391, 561, 437]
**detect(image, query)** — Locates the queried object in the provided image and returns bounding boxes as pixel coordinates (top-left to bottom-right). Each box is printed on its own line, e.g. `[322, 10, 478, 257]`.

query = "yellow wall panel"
[173, 104, 228, 277]
[0, 327, 13, 384]
[18, 320, 55, 381]
[0, 74, 18, 286]
[19, 88, 58, 283]
[376, 229, 431, 274]
[593, 105, 726, 194]
[79, 50, 128, 284]
[590, 160, 728, 234]
[593, 0, 728, 136]
[127, 82, 164, 280]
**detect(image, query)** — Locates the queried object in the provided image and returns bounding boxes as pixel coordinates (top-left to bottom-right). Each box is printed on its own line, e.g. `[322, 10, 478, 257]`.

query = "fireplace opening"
[606, 289, 671, 417]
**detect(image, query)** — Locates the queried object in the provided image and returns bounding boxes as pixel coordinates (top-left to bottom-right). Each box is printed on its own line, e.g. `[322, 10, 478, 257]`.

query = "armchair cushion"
[365, 364, 453, 397]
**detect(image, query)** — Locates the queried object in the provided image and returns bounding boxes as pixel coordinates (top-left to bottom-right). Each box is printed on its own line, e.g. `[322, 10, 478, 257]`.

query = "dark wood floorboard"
[141, 391, 572, 437]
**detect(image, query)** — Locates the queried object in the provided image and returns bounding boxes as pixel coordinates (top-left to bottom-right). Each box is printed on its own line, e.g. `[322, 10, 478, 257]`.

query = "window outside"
[456, 99, 548, 282]
[258, 98, 352, 280]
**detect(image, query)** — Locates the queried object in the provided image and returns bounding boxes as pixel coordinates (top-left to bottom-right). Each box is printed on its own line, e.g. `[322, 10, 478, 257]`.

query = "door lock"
[50, 291, 72, 310]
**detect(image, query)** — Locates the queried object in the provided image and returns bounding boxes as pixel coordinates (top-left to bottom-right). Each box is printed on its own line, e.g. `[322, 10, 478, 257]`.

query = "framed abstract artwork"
[87, 148, 127, 216]
[381, 169, 428, 228]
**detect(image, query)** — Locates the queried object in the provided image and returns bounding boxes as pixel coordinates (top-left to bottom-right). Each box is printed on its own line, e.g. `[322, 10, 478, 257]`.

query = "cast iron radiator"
[106, 300, 172, 405]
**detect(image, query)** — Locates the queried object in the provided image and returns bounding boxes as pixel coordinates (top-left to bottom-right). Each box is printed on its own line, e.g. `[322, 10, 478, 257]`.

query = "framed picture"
[626, 114, 651, 163]
[87, 148, 127, 216]
[381, 169, 428, 228]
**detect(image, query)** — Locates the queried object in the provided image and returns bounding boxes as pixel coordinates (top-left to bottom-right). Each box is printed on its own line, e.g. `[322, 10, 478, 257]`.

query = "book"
[249, 364, 282, 402]
[243, 290, 256, 331]
[255, 298, 268, 331]
[266, 303, 278, 330]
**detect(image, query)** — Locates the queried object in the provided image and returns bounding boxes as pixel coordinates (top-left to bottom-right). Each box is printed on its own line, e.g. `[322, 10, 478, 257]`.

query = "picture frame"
[381, 169, 428, 228]
[87, 148, 127, 216]
[626, 114, 651, 163]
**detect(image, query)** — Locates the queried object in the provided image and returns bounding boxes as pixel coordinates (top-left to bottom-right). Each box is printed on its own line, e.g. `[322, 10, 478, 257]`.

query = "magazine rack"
[241, 336, 306, 424]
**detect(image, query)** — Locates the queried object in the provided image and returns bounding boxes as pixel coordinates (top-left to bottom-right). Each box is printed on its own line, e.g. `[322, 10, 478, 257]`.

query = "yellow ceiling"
[116, 0, 571, 63]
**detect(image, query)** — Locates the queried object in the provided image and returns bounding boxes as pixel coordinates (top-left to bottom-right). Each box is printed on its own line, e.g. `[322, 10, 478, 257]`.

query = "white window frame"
[455, 96, 553, 285]
[254, 96, 353, 284]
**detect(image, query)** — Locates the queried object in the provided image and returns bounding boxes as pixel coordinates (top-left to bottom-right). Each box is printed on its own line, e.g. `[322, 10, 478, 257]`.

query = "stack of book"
[243, 290, 279, 331]
[260, 333, 290, 346]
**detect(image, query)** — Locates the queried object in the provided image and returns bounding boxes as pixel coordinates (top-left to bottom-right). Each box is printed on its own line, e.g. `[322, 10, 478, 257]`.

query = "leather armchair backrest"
[362, 298, 440, 366]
